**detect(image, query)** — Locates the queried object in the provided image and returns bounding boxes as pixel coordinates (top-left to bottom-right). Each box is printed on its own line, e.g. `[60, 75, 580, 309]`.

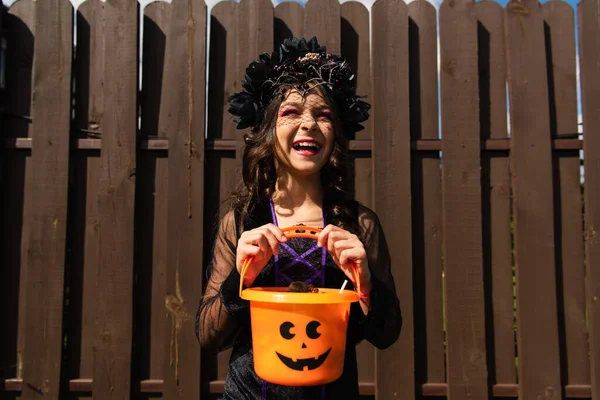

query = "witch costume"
[195, 37, 402, 400]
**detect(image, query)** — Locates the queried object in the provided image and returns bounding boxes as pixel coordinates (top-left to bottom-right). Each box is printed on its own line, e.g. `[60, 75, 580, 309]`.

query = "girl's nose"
[300, 117, 318, 131]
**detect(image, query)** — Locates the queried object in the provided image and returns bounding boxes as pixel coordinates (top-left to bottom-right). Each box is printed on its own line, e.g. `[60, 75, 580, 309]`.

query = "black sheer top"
[196, 198, 402, 400]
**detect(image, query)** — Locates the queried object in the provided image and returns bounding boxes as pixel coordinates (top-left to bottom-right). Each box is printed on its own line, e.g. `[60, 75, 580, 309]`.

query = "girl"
[196, 37, 402, 399]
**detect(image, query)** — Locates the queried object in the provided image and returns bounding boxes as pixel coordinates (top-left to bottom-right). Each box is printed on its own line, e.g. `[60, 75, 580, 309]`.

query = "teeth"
[294, 142, 320, 150]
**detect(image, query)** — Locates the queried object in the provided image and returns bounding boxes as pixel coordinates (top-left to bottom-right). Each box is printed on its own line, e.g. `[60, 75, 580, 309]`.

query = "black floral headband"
[227, 37, 371, 136]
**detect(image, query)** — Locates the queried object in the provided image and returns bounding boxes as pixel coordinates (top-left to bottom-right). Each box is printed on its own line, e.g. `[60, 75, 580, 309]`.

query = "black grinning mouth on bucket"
[275, 348, 332, 371]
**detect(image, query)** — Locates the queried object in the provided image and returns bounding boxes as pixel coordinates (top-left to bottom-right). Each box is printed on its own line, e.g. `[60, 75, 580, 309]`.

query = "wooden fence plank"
[341, 2, 370, 142]
[0, 0, 35, 387]
[206, 1, 241, 210]
[92, 0, 137, 398]
[0, 2, 9, 388]
[475, 0, 516, 386]
[206, 2, 240, 383]
[407, 0, 444, 388]
[18, 1, 72, 399]
[543, 0, 588, 388]
[274, 1, 303, 48]
[2, 0, 34, 141]
[159, 0, 206, 397]
[236, 0, 272, 206]
[505, 0, 562, 398]
[67, 5, 104, 396]
[578, 0, 600, 397]
[440, 0, 489, 399]
[237, 0, 273, 67]
[304, 0, 340, 54]
[371, 0, 413, 398]
[340, 1, 374, 386]
[135, 0, 171, 385]
[207, 1, 238, 142]
[340, 1, 372, 233]
[408, 0, 439, 143]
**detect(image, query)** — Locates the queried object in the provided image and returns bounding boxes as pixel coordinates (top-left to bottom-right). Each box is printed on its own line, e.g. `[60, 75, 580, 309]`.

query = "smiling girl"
[196, 37, 402, 400]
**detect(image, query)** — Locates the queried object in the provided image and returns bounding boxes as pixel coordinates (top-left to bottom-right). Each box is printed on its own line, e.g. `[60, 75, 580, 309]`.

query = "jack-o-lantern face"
[251, 302, 350, 386]
[275, 320, 332, 371]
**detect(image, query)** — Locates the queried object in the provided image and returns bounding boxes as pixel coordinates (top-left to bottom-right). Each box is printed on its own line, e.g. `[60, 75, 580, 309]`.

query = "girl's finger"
[258, 229, 282, 256]
[256, 235, 271, 259]
[241, 232, 270, 260]
[317, 224, 336, 247]
[263, 224, 288, 243]
[330, 239, 354, 261]
[339, 247, 364, 267]
[325, 231, 350, 256]
[325, 229, 352, 247]
[326, 236, 338, 259]
[238, 241, 264, 259]
[236, 245, 262, 273]
[333, 238, 357, 252]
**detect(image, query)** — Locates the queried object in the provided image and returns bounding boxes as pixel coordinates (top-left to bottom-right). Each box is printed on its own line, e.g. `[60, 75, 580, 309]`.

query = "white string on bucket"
[339, 280, 348, 294]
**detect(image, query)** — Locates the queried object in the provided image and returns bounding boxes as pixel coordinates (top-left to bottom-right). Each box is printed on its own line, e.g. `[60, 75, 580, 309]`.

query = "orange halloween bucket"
[239, 225, 360, 386]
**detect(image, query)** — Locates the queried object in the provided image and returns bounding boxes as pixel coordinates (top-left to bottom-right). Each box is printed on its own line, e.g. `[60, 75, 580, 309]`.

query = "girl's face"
[274, 88, 335, 178]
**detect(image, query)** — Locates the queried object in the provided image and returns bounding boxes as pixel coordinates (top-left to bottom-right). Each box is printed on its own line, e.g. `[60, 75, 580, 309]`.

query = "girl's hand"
[317, 225, 372, 297]
[236, 223, 287, 287]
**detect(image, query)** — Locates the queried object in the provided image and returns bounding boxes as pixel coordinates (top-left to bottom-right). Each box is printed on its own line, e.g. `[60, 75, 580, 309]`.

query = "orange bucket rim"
[241, 286, 359, 304]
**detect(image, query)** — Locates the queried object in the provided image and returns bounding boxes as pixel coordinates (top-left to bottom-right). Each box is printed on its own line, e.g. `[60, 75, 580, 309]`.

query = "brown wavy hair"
[230, 87, 359, 234]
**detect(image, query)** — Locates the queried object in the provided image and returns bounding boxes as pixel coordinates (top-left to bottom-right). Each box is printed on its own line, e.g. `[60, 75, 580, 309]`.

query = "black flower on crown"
[228, 37, 371, 136]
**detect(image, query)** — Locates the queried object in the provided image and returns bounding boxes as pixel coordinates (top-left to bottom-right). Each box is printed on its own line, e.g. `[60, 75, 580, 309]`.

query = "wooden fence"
[0, 0, 598, 399]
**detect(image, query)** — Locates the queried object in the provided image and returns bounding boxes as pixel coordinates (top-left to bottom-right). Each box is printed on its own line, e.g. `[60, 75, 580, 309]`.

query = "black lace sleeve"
[196, 210, 249, 352]
[352, 205, 402, 349]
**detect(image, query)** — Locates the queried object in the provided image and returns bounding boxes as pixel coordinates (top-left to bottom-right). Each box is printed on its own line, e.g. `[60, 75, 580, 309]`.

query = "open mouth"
[292, 140, 321, 156]
[276, 348, 332, 371]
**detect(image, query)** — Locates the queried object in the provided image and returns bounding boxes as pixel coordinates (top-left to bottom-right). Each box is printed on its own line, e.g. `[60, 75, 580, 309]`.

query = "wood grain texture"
[236, 0, 273, 193]
[207, 3, 241, 379]
[578, 0, 600, 397]
[0, 0, 36, 388]
[440, 0, 489, 398]
[408, 0, 445, 385]
[92, 0, 137, 398]
[158, 0, 206, 397]
[274, 1, 304, 48]
[19, 1, 72, 398]
[304, 0, 340, 54]
[372, 0, 413, 398]
[506, 0, 562, 397]
[208, 1, 238, 141]
[340, 11, 374, 382]
[475, 0, 515, 386]
[69, 4, 105, 395]
[341, 2, 371, 141]
[543, 0, 588, 388]
[136, 1, 171, 384]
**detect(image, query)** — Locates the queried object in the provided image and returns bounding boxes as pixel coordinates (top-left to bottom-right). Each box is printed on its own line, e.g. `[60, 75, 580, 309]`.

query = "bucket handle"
[239, 225, 361, 298]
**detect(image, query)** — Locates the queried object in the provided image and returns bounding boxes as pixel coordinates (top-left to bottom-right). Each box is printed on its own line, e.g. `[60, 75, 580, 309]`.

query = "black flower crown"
[227, 37, 371, 135]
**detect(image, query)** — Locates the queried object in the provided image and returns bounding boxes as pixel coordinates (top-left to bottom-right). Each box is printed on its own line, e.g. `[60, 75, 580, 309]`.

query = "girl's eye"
[280, 108, 299, 117]
[317, 112, 332, 120]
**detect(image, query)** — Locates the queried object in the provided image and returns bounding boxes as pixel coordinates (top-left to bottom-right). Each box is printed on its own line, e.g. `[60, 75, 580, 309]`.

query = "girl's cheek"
[320, 122, 333, 134]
